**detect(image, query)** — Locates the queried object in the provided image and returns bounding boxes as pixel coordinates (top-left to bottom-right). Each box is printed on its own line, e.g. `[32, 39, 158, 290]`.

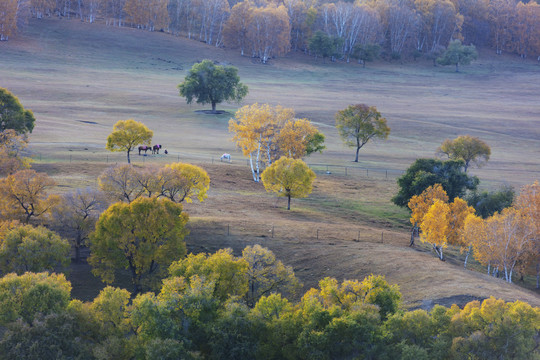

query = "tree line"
[1, 262, 539, 359]
[2, 0, 540, 61]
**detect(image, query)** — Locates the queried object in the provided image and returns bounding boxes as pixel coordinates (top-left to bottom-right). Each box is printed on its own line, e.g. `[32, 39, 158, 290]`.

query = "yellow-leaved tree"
[447, 197, 476, 267]
[0, 169, 59, 224]
[420, 199, 450, 260]
[464, 206, 535, 283]
[437, 135, 491, 172]
[0, 129, 30, 176]
[408, 184, 449, 246]
[261, 157, 315, 210]
[229, 103, 324, 181]
[106, 119, 153, 164]
[159, 163, 210, 203]
[88, 197, 189, 293]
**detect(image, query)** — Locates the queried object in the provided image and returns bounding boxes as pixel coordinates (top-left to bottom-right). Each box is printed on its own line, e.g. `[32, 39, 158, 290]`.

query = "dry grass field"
[1, 18, 539, 308]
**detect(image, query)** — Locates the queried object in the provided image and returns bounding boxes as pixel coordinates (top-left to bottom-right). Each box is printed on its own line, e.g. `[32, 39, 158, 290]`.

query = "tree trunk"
[464, 245, 471, 268]
[127, 149, 131, 164]
[354, 146, 360, 162]
[287, 194, 291, 210]
[536, 261, 540, 289]
[455, 63, 459, 72]
[409, 225, 416, 247]
[211, 101, 217, 113]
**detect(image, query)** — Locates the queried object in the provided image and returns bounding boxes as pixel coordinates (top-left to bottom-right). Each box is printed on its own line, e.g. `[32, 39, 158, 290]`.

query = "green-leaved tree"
[178, 59, 248, 113]
[437, 40, 478, 72]
[335, 104, 390, 162]
[0, 88, 36, 134]
[89, 197, 189, 293]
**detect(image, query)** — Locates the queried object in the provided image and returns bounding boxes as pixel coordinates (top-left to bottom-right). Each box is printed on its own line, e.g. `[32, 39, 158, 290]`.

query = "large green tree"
[88, 197, 189, 293]
[0, 88, 36, 134]
[436, 40, 478, 72]
[106, 119, 153, 164]
[261, 157, 316, 210]
[178, 59, 248, 113]
[392, 158, 479, 207]
[335, 104, 390, 163]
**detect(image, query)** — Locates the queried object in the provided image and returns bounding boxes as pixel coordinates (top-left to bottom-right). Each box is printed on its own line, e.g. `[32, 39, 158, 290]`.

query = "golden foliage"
[0, 169, 59, 224]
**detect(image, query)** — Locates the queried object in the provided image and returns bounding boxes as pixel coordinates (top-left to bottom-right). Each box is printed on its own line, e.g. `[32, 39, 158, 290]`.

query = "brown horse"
[138, 145, 151, 155]
[152, 144, 162, 154]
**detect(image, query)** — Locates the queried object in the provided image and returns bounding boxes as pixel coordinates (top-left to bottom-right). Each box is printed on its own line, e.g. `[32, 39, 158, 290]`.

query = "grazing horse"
[138, 145, 151, 155]
[220, 153, 231, 162]
[152, 144, 162, 154]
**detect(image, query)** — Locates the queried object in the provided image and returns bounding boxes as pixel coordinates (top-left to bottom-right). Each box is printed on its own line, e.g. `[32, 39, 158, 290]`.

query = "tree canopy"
[335, 104, 390, 163]
[438, 135, 491, 172]
[0, 225, 70, 274]
[88, 197, 189, 293]
[392, 158, 479, 208]
[0, 169, 59, 224]
[436, 40, 478, 72]
[178, 60, 248, 113]
[0, 88, 35, 134]
[106, 119, 153, 164]
[261, 157, 316, 210]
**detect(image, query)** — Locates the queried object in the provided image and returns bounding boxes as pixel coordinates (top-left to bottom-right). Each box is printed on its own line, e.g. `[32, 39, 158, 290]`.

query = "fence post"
[385, 170, 388, 179]
[366, 169, 369, 177]
[357, 230, 360, 242]
[316, 229, 319, 240]
[381, 232, 384, 243]
[272, 225, 274, 238]
[227, 224, 230, 236]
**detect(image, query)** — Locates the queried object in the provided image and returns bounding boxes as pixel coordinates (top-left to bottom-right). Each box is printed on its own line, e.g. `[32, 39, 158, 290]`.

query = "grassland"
[1, 18, 539, 308]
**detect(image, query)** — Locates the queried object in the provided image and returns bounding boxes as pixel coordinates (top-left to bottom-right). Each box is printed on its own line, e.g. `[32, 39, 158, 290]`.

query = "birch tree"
[0, 0, 18, 40]
[247, 4, 291, 63]
[408, 183, 448, 246]
[223, 0, 252, 55]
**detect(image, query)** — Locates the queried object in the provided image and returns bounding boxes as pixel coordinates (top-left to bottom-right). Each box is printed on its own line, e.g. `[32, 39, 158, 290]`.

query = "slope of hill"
[1, 18, 539, 307]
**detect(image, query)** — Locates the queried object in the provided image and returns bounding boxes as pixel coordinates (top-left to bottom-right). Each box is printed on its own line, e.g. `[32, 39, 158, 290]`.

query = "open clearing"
[1, 19, 539, 308]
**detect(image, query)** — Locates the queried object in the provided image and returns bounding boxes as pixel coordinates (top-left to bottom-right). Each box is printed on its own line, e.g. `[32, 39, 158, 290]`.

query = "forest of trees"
[2, 0, 540, 61]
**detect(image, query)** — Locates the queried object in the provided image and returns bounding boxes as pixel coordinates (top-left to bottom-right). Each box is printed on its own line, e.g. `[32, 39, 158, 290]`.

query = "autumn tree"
[223, 1, 253, 56]
[276, 118, 325, 159]
[261, 157, 316, 210]
[0, 88, 36, 134]
[159, 162, 210, 203]
[0, 129, 30, 176]
[408, 184, 449, 246]
[123, 0, 169, 31]
[168, 248, 249, 301]
[178, 60, 248, 113]
[513, 1, 540, 59]
[51, 188, 107, 262]
[0, 272, 71, 325]
[89, 197, 188, 293]
[514, 181, 540, 287]
[229, 103, 295, 181]
[106, 119, 153, 164]
[247, 4, 291, 63]
[335, 104, 390, 163]
[242, 244, 301, 307]
[0, 169, 59, 224]
[392, 158, 479, 207]
[0, 224, 70, 274]
[438, 135, 490, 172]
[437, 40, 478, 72]
[98, 164, 143, 203]
[0, 0, 18, 40]
[464, 207, 535, 283]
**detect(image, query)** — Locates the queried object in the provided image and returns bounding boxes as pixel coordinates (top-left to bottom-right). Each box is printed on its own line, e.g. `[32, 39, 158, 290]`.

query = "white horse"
[220, 153, 231, 162]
